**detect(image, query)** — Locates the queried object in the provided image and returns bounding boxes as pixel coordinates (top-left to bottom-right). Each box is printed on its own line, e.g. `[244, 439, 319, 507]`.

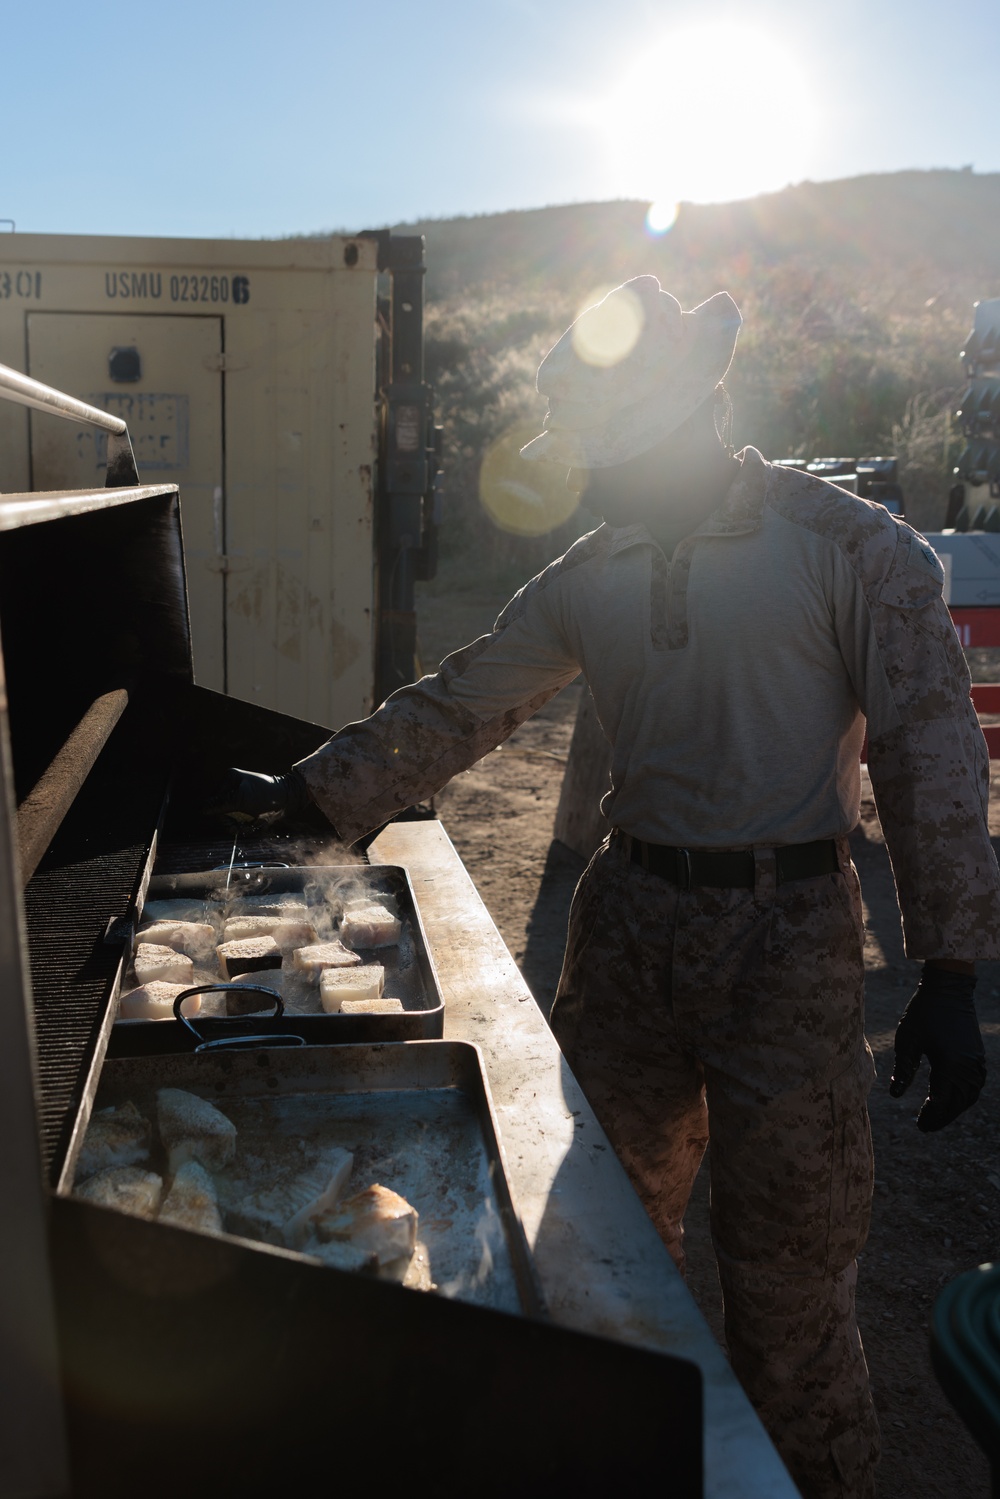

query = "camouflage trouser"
[550, 831, 881, 1499]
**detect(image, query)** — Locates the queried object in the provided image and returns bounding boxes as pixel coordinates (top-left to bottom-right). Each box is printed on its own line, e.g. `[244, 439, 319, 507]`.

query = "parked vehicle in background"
[924, 300, 1000, 648]
[940, 299, 1000, 535]
[776, 455, 906, 515]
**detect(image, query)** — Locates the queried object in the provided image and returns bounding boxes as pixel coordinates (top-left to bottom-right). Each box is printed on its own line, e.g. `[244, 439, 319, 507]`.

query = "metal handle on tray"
[212, 861, 292, 872]
[172, 983, 306, 1051]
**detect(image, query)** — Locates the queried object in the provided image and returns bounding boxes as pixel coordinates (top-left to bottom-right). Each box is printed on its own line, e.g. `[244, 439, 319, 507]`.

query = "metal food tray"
[71, 1040, 545, 1318]
[112, 863, 444, 1052]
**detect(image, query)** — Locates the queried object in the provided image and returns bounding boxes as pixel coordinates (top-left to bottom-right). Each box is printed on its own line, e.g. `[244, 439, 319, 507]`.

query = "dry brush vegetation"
[399, 171, 1000, 590]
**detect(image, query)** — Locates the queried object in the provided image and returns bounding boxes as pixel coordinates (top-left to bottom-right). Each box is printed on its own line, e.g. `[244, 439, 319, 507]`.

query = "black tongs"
[172, 984, 306, 1051]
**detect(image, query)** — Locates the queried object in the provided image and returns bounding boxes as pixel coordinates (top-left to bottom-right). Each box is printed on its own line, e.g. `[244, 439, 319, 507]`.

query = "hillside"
[402, 169, 1000, 299]
[373, 170, 1000, 572]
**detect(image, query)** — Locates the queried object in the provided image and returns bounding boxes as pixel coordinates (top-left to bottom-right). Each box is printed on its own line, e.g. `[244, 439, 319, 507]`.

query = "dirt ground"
[416, 579, 1000, 1499]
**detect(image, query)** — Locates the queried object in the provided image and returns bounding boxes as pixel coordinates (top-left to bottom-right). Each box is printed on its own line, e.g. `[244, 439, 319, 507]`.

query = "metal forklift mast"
[368, 233, 442, 706]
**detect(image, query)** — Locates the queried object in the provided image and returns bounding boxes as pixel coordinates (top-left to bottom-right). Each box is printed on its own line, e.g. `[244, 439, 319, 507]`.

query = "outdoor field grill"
[0, 472, 443, 1181]
[0, 369, 706, 1497]
[5, 477, 448, 1187]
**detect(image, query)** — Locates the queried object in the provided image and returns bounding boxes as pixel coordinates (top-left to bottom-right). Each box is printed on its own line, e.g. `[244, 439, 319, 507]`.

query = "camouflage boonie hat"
[520, 276, 742, 469]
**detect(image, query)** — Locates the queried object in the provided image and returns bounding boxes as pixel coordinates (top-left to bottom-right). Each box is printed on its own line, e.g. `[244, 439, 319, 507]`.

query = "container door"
[26, 313, 225, 691]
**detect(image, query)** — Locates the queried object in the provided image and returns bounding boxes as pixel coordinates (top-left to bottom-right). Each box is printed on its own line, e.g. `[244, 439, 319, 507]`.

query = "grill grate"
[23, 714, 169, 1184]
[153, 830, 356, 876]
[24, 688, 359, 1182]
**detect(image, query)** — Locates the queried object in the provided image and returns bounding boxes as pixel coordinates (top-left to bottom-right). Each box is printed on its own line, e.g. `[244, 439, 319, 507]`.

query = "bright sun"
[593, 20, 820, 212]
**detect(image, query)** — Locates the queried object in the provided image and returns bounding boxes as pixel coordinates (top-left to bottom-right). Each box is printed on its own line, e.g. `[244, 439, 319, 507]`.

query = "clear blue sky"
[4, 0, 998, 238]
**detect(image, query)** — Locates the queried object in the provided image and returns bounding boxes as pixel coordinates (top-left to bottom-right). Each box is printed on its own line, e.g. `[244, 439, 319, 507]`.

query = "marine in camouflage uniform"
[221, 280, 1000, 1499]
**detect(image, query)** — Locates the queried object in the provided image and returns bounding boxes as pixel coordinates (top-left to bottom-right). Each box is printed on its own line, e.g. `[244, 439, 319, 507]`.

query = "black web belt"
[629, 836, 839, 890]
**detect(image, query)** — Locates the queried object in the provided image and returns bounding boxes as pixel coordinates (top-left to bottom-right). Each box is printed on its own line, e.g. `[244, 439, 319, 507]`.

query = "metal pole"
[17, 689, 130, 886]
[0, 361, 139, 486]
[0, 362, 127, 434]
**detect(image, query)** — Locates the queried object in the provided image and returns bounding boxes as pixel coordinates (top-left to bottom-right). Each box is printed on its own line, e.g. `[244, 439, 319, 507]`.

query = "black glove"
[203, 767, 314, 828]
[889, 965, 986, 1132]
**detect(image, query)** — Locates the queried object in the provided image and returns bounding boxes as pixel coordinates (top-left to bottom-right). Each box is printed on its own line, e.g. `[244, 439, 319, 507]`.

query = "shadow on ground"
[518, 839, 586, 1016]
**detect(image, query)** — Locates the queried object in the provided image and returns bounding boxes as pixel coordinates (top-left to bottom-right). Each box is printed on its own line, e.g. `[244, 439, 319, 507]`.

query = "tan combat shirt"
[297, 447, 1000, 961]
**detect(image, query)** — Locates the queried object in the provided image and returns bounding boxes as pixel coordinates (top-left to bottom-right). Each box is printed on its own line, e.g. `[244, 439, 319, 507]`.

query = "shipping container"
[0, 231, 439, 728]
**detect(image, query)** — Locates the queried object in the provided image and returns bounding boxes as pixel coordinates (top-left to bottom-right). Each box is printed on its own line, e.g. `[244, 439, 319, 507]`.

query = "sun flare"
[594, 20, 820, 209]
[480, 421, 581, 537]
[572, 283, 644, 367]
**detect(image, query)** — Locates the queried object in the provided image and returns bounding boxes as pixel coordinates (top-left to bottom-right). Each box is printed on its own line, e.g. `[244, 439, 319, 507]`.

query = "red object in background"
[970, 684, 1000, 758]
[860, 608, 1000, 761]
[950, 609, 1000, 649]
[953, 608, 1000, 758]
[970, 683, 1000, 714]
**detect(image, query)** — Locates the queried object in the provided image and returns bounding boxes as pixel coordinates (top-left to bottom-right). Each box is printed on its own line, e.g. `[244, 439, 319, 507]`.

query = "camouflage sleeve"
[852, 528, 1000, 960]
[292, 582, 581, 844]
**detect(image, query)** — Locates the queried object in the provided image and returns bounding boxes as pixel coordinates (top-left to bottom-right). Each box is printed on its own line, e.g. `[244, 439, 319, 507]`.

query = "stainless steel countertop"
[369, 821, 800, 1498]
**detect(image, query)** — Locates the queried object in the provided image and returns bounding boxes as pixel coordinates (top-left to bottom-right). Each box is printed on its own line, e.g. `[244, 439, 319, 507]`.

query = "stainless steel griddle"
[66, 1040, 543, 1317]
[110, 862, 446, 1049]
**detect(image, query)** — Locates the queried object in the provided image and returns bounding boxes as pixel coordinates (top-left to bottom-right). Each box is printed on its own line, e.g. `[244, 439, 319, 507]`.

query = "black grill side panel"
[52, 1196, 704, 1498]
[0, 493, 189, 802]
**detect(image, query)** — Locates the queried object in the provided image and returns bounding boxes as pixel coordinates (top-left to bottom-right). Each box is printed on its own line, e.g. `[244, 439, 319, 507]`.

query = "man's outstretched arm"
[216, 569, 583, 843]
